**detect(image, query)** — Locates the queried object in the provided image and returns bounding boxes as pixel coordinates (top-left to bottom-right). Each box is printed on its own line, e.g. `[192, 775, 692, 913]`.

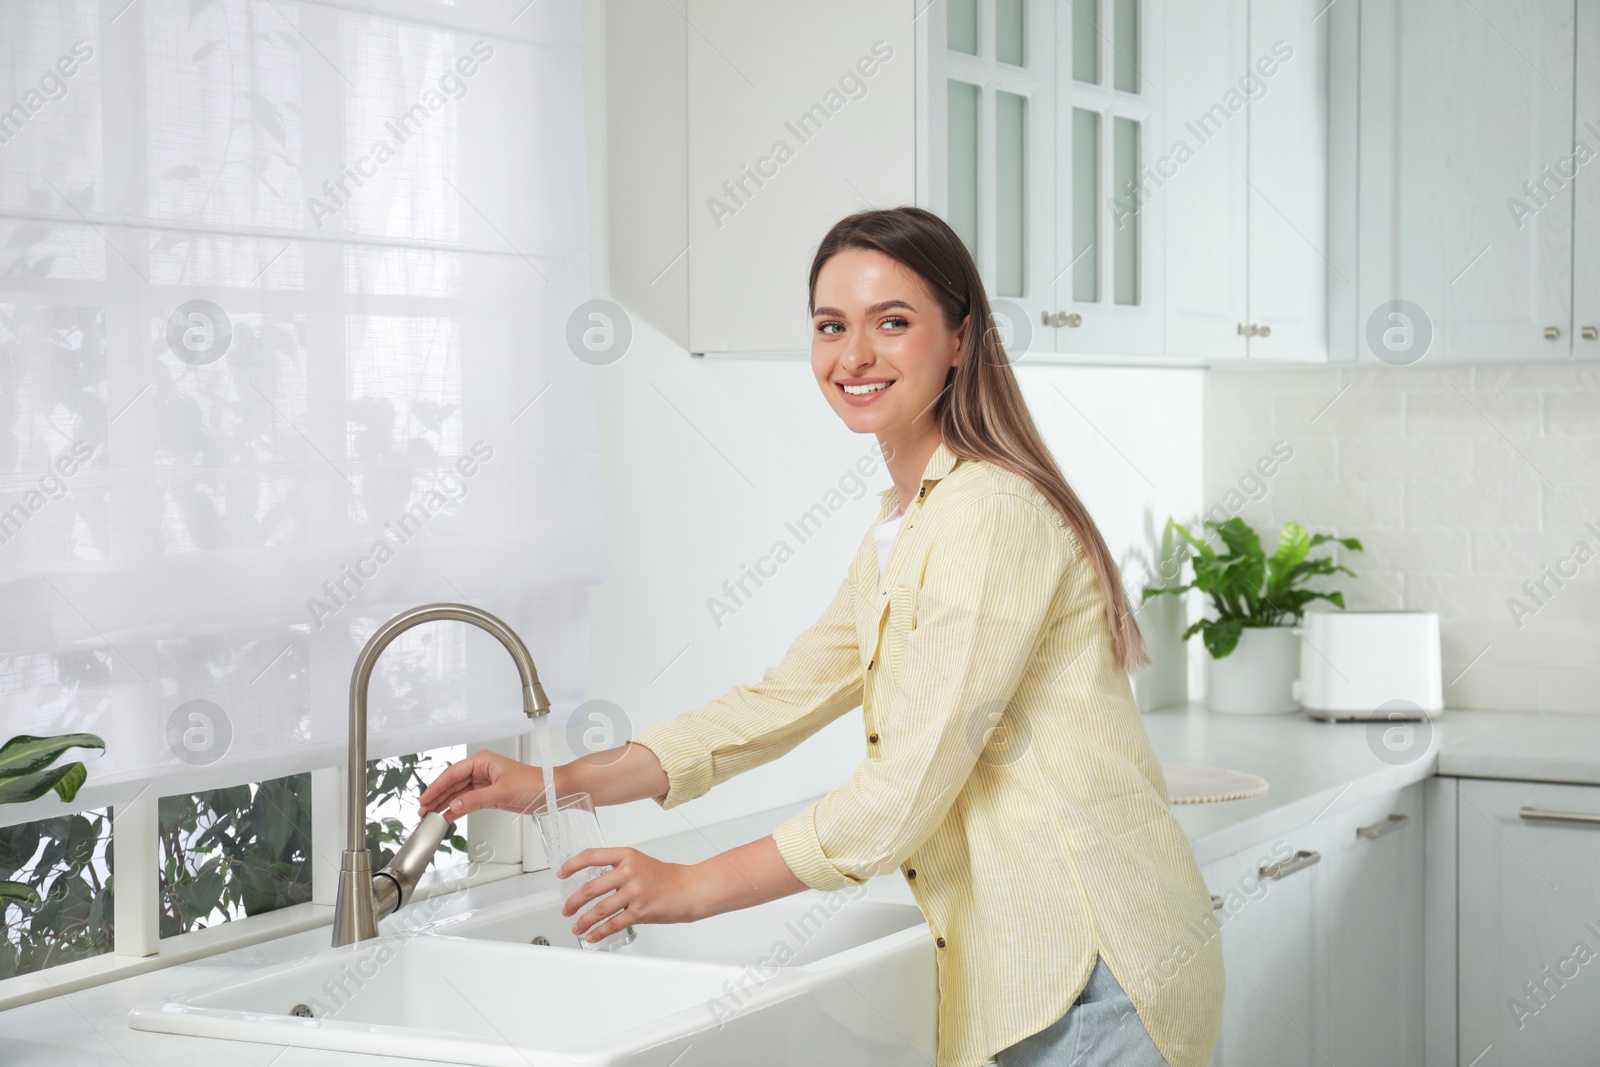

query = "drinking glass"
[535, 791, 637, 951]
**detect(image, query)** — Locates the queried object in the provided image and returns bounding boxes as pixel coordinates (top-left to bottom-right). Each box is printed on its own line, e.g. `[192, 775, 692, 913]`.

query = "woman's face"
[810, 248, 965, 439]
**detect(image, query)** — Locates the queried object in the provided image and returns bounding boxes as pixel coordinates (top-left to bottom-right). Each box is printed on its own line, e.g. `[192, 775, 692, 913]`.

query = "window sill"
[0, 859, 527, 1012]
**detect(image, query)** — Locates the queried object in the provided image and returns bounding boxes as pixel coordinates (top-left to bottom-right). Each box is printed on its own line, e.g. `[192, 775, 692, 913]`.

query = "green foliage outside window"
[2, 750, 467, 981]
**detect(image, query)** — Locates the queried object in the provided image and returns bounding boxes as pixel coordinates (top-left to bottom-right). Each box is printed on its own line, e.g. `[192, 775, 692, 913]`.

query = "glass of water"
[535, 791, 636, 951]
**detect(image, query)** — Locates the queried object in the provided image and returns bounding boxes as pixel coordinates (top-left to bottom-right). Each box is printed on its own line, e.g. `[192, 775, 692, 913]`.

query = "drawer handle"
[1210, 894, 1225, 911]
[1520, 805, 1600, 825]
[1259, 849, 1320, 881]
[1356, 813, 1409, 840]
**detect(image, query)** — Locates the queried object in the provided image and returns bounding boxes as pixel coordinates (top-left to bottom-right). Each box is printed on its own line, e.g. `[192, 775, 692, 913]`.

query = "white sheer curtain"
[0, 0, 604, 822]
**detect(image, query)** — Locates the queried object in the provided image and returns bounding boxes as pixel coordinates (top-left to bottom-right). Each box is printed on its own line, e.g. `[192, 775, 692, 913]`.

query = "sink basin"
[130, 885, 938, 1065]
[131, 936, 789, 1065]
[412, 886, 928, 968]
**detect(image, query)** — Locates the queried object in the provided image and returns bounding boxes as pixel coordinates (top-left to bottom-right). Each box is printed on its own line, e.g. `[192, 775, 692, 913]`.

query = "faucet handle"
[374, 811, 456, 919]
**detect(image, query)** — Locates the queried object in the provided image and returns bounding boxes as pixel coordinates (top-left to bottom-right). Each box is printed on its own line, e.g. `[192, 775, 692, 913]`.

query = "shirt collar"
[876, 439, 962, 509]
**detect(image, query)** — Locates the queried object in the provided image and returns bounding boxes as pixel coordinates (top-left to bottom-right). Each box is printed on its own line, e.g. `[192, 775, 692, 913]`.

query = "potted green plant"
[1143, 517, 1362, 714]
[0, 732, 105, 909]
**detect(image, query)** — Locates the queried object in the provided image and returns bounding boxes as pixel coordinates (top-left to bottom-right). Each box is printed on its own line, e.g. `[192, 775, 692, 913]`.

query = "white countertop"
[1, 702, 1591, 1065]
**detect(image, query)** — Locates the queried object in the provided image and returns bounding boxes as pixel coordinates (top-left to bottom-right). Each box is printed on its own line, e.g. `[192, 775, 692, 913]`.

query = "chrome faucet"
[332, 602, 552, 947]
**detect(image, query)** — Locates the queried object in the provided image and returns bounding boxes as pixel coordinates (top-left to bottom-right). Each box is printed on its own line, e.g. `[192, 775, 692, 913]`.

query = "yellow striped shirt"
[632, 441, 1224, 1067]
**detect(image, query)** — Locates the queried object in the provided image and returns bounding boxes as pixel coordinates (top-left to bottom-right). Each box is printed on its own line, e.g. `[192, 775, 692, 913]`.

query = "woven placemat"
[1163, 763, 1269, 804]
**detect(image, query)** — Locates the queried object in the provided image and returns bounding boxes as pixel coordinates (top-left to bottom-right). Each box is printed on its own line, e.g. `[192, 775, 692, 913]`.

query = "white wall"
[580, 3, 1205, 846]
[1205, 363, 1600, 714]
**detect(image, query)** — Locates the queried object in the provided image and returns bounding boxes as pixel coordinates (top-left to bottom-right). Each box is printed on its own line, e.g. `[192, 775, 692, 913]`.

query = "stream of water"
[533, 715, 561, 867]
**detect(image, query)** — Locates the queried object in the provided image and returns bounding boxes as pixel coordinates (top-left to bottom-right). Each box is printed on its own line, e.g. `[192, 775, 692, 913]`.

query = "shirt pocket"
[881, 584, 918, 689]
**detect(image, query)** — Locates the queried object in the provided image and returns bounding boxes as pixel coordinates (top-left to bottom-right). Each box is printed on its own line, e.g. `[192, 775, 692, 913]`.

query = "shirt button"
[936, 936, 946, 948]
[868, 733, 879, 744]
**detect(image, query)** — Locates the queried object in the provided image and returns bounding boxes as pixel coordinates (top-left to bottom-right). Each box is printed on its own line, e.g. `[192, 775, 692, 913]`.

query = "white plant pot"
[1207, 625, 1300, 714]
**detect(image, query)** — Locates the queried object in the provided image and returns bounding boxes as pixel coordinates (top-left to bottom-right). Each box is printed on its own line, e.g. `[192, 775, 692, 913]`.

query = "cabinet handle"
[1256, 324, 1271, 338]
[1545, 326, 1562, 340]
[1210, 894, 1225, 911]
[1259, 849, 1320, 881]
[1520, 805, 1600, 825]
[1236, 322, 1254, 336]
[1583, 326, 1597, 341]
[1041, 311, 1083, 329]
[1356, 813, 1409, 840]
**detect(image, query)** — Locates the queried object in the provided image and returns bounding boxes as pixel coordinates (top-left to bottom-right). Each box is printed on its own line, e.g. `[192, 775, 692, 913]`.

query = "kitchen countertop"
[2, 702, 1594, 1065]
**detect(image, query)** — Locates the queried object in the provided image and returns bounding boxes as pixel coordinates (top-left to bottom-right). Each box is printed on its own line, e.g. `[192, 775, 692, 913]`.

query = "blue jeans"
[995, 956, 1170, 1067]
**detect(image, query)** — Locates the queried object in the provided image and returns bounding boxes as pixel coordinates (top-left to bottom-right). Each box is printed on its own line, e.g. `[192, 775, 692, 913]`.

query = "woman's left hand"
[559, 848, 708, 944]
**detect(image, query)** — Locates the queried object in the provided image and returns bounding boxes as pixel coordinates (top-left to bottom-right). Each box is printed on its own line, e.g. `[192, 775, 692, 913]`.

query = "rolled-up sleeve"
[771, 490, 1070, 891]
[630, 573, 863, 809]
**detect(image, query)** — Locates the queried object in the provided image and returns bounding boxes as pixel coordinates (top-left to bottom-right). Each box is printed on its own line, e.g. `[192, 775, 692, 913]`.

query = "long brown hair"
[808, 206, 1150, 673]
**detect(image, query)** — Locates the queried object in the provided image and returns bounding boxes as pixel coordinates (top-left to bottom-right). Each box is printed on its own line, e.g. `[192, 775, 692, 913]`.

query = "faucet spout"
[333, 602, 551, 947]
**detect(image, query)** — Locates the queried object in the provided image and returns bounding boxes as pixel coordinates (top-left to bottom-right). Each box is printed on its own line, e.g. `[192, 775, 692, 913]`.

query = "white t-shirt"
[872, 505, 906, 578]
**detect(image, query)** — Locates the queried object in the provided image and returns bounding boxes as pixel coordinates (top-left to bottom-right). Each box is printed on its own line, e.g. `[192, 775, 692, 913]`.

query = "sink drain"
[530, 935, 550, 946]
[289, 1003, 314, 1018]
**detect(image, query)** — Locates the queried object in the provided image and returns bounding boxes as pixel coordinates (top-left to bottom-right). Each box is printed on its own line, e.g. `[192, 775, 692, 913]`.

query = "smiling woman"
[424, 208, 1224, 1067]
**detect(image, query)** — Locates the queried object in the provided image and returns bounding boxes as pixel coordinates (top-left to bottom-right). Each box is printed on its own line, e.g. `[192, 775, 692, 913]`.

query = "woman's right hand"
[418, 749, 549, 820]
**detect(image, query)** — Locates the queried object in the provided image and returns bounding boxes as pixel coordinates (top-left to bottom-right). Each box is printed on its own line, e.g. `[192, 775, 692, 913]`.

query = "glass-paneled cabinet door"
[921, 0, 1057, 359]
[1052, 0, 1165, 356]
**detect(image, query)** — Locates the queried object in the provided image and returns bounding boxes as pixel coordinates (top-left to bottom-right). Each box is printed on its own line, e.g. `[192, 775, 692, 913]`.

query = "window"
[0, 0, 598, 1003]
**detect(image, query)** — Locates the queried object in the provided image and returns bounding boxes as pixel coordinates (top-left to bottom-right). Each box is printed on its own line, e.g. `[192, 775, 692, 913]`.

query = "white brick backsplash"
[1205, 365, 1600, 712]
[1404, 481, 1540, 529]
[1472, 527, 1600, 574]
[1341, 365, 1474, 393]
[1209, 366, 1341, 394]
[1404, 572, 1516, 620]
[1537, 667, 1600, 713]
[1274, 388, 1406, 438]
[1541, 483, 1600, 528]
[1204, 388, 1275, 434]
[1437, 619, 1502, 666]
[1341, 571, 1406, 610]
[1342, 437, 1472, 482]
[1515, 437, 1600, 482]
[1273, 480, 1405, 527]
[1475, 364, 1600, 391]
[1545, 392, 1600, 436]
[1405, 389, 1543, 438]
[1470, 438, 1563, 481]
[1442, 661, 1532, 711]
[1345, 526, 1472, 574]
[1485, 621, 1600, 670]
[1206, 435, 1336, 485]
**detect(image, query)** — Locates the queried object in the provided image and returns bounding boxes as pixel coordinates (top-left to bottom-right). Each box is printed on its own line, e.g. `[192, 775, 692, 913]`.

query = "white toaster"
[1294, 611, 1443, 721]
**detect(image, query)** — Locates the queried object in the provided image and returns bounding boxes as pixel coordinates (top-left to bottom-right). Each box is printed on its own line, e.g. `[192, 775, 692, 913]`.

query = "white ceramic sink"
[131, 936, 785, 1065]
[414, 886, 927, 968]
[130, 886, 938, 1065]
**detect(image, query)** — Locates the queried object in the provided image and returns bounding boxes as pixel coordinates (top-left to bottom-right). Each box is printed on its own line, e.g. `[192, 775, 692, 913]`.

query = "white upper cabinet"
[1574, 0, 1600, 355]
[611, 0, 1341, 362]
[922, 0, 1058, 355]
[925, 0, 1171, 360]
[684, 1, 917, 355]
[1162, 0, 1250, 361]
[1053, 0, 1166, 357]
[1245, 0, 1329, 360]
[1355, 0, 1579, 362]
[1163, 0, 1330, 362]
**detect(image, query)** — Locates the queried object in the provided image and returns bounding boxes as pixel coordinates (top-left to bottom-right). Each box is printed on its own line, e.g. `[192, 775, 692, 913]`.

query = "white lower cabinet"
[1325, 785, 1425, 1067]
[1456, 778, 1600, 1065]
[1203, 782, 1424, 1067]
